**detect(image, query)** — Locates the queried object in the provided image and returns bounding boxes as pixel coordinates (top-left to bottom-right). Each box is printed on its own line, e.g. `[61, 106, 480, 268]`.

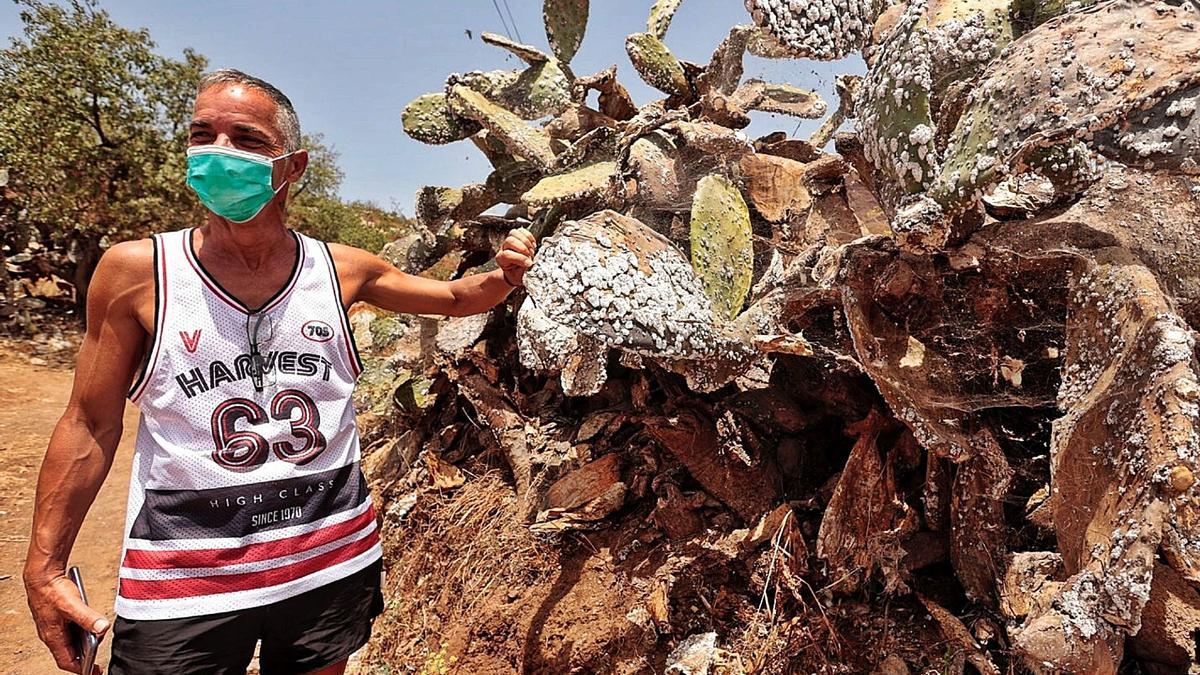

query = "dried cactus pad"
[544, 0, 589, 64]
[690, 174, 753, 321]
[736, 80, 828, 119]
[401, 93, 480, 145]
[744, 0, 884, 60]
[524, 210, 726, 359]
[625, 31, 691, 97]
[932, 0, 1200, 214]
[480, 32, 549, 64]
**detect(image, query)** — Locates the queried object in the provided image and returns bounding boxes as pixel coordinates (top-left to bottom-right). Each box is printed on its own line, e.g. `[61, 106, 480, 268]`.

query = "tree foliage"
[0, 0, 412, 321]
[0, 0, 207, 309]
[289, 134, 415, 253]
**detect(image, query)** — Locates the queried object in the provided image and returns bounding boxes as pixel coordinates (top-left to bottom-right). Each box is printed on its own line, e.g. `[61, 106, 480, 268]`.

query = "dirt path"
[0, 349, 135, 674]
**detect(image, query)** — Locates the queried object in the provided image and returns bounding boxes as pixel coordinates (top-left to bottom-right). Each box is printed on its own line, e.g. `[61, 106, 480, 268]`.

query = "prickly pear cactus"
[447, 85, 558, 171]
[647, 0, 685, 39]
[544, 0, 589, 64]
[625, 32, 691, 97]
[517, 300, 610, 396]
[448, 62, 573, 121]
[1010, 0, 1100, 31]
[736, 80, 828, 119]
[524, 210, 723, 358]
[416, 183, 499, 229]
[928, 0, 1200, 220]
[704, 25, 755, 95]
[743, 0, 885, 60]
[480, 32, 550, 64]
[855, 0, 1012, 198]
[690, 174, 753, 321]
[401, 93, 480, 145]
[521, 161, 619, 208]
[522, 210, 762, 393]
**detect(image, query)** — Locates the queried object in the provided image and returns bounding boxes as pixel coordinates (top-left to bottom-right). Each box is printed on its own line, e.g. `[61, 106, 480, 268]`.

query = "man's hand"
[496, 227, 537, 287]
[24, 572, 107, 674]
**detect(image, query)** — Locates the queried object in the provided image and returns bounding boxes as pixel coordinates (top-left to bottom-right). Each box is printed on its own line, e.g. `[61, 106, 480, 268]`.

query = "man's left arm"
[330, 228, 537, 316]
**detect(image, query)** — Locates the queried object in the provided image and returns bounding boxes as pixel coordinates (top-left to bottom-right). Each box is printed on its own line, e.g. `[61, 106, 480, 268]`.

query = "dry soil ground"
[0, 346, 134, 674]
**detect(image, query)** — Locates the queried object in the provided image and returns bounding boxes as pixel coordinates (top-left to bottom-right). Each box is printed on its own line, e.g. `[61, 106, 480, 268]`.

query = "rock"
[665, 632, 717, 675]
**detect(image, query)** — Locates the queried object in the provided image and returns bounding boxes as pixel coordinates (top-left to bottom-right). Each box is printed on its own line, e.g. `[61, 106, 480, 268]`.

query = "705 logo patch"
[301, 320, 334, 342]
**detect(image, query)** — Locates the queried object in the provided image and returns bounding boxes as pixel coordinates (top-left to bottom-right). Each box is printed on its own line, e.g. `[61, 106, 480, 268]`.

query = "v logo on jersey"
[180, 330, 202, 353]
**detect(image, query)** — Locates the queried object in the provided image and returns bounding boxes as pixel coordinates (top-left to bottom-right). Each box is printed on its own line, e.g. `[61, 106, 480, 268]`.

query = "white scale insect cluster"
[744, 0, 879, 60]
[523, 227, 722, 361]
[856, 0, 939, 192]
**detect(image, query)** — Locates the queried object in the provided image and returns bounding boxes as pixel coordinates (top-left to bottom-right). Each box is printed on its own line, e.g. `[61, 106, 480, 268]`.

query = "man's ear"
[284, 149, 309, 186]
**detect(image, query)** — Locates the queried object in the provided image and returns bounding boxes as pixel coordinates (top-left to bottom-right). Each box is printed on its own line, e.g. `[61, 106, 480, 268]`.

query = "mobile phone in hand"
[66, 566, 100, 674]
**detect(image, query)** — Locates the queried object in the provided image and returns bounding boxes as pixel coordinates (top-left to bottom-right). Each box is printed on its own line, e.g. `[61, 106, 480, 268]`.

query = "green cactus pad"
[448, 85, 558, 170]
[450, 63, 572, 120]
[625, 32, 690, 98]
[544, 0, 588, 64]
[855, 0, 1012, 197]
[480, 31, 550, 65]
[647, 0, 685, 39]
[521, 161, 618, 208]
[401, 93, 480, 145]
[690, 174, 753, 321]
[1011, 0, 1100, 32]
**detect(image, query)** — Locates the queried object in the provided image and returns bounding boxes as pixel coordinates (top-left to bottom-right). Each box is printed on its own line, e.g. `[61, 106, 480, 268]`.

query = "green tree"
[0, 0, 207, 314]
[289, 134, 415, 252]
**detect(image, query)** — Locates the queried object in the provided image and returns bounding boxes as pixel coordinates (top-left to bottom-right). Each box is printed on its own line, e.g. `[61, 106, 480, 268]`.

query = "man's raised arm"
[23, 241, 152, 674]
[331, 227, 537, 316]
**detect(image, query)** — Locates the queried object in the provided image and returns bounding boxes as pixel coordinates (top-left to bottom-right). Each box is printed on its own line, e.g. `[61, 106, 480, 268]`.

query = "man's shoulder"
[94, 238, 155, 285]
[323, 240, 382, 272]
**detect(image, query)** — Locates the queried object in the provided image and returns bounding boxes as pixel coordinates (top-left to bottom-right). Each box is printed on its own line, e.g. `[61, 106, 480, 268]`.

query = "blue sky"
[0, 1, 861, 214]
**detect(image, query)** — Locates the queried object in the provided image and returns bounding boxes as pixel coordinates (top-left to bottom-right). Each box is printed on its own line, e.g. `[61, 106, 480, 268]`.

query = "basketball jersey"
[117, 227, 381, 620]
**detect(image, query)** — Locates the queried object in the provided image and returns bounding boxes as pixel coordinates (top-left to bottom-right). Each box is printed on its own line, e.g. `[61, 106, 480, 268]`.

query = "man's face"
[188, 83, 306, 193]
[190, 83, 286, 157]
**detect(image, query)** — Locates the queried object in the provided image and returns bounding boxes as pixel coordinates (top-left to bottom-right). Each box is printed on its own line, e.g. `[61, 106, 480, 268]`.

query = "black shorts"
[108, 558, 384, 675]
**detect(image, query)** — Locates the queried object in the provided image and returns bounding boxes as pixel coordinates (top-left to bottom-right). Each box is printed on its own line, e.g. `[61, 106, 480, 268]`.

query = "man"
[23, 69, 537, 674]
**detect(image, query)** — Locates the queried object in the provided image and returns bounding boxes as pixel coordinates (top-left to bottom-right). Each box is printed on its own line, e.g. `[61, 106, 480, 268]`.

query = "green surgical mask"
[186, 145, 297, 223]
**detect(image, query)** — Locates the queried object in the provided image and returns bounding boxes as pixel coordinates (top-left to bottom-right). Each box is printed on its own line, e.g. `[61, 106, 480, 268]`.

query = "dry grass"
[361, 471, 556, 672]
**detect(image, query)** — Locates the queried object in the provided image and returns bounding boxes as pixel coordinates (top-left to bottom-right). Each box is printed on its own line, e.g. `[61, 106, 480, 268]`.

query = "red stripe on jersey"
[118, 527, 380, 600]
[122, 505, 377, 570]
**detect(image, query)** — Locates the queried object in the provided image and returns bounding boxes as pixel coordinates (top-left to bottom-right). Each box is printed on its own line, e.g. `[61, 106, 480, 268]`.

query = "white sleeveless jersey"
[118, 228, 380, 620]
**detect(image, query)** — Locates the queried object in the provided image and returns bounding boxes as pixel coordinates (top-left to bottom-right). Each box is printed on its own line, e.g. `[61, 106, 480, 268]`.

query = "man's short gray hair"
[196, 69, 301, 152]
